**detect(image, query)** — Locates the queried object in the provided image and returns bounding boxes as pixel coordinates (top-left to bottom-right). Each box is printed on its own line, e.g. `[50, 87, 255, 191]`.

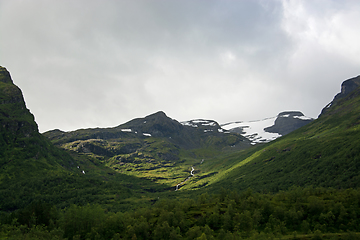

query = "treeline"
[1, 187, 360, 239]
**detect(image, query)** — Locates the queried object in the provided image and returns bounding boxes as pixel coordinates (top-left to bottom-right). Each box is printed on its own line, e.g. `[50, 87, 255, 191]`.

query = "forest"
[1, 187, 360, 239]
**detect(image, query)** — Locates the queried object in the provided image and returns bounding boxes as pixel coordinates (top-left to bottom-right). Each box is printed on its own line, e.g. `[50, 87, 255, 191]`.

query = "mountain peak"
[144, 111, 168, 120]
[222, 111, 313, 144]
[0, 67, 73, 173]
[319, 75, 360, 117]
[265, 111, 313, 135]
[278, 111, 304, 117]
[0, 66, 13, 84]
[339, 76, 360, 97]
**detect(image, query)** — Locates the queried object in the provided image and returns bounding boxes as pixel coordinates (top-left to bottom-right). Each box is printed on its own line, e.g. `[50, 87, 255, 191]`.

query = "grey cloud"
[0, 0, 359, 132]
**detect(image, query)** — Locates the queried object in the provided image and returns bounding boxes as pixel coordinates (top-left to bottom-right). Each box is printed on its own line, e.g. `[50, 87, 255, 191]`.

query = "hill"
[202, 75, 360, 192]
[43, 111, 250, 189]
[319, 75, 360, 117]
[0, 66, 166, 212]
[2, 67, 360, 239]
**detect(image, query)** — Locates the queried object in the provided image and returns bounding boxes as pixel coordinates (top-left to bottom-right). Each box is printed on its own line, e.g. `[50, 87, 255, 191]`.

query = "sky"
[0, 0, 359, 133]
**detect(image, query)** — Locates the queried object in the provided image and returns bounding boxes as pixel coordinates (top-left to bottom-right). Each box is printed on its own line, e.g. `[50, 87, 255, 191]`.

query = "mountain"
[202, 76, 360, 192]
[220, 111, 313, 144]
[44, 111, 250, 189]
[0, 66, 75, 210]
[46, 111, 250, 150]
[0, 66, 165, 211]
[0, 66, 73, 173]
[264, 111, 314, 135]
[3, 66, 360, 239]
[319, 75, 360, 117]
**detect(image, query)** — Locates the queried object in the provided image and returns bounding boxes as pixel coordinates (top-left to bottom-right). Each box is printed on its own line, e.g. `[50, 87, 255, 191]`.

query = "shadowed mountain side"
[44, 111, 251, 160]
[0, 66, 170, 212]
[0, 66, 74, 171]
[264, 111, 313, 136]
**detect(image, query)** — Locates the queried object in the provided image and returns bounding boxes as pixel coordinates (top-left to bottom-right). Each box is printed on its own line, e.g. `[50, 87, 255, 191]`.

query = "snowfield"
[221, 117, 281, 144]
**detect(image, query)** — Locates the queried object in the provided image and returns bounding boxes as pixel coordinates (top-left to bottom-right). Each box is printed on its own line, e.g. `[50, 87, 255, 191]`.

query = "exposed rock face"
[44, 111, 251, 163]
[0, 66, 39, 146]
[319, 75, 360, 117]
[264, 111, 314, 136]
[119, 111, 184, 138]
[0, 66, 73, 169]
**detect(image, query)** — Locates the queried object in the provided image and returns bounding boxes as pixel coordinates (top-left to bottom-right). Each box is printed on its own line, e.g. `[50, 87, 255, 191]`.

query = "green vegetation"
[193, 86, 360, 194]
[2, 66, 360, 238]
[2, 188, 360, 239]
[43, 114, 248, 189]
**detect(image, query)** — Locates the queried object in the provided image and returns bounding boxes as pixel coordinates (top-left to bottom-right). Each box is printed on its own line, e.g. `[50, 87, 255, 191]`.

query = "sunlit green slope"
[44, 111, 250, 189]
[204, 79, 360, 192]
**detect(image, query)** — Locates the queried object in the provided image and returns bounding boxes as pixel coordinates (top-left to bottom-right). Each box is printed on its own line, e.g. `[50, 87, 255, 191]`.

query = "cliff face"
[264, 111, 313, 136]
[0, 66, 39, 148]
[319, 75, 360, 117]
[0, 66, 73, 172]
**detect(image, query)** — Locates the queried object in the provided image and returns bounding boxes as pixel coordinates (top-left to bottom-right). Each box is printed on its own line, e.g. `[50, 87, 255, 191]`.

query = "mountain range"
[1, 65, 360, 239]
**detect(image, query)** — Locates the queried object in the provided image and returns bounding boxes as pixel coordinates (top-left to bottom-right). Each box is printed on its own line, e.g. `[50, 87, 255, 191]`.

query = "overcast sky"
[1, 0, 359, 132]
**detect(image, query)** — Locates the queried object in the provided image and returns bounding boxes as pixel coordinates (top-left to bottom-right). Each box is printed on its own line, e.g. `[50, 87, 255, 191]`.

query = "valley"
[1, 65, 360, 239]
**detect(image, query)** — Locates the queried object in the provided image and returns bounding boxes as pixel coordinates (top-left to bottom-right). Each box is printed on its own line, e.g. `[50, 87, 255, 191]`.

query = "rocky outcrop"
[119, 111, 185, 138]
[0, 66, 39, 146]
[0, 66, 73, 169]
[319, 75, 360, 117]
[222, 111, 313, 144]
[264, 111, 313, 136]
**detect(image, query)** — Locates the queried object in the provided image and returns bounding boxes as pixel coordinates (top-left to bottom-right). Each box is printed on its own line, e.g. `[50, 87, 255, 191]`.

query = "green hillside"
[0, 66, 167, 212]
[2, 65, 360, 239]
[43, 112, 250, 189]
[205, 80, 360, 193]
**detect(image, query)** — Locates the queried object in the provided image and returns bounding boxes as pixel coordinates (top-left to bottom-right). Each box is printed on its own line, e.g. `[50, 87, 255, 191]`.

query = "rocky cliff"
[319, 75, 360, 117]
[0, 66, 73, 173]
[264, 111, 314, 136]
[0, 66, 40, 151]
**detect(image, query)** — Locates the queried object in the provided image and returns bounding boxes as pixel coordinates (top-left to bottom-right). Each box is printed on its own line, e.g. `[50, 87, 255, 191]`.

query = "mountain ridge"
[2, 67, 360, 239]
[220, 111, 313, 144]
[2, 65, 360, 203]
[319, 75, 360, 117]
[204, 78, 360, 192]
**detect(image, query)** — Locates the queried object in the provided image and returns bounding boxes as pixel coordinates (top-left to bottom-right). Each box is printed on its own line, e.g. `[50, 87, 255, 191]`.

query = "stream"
[175, 167, 194, 191]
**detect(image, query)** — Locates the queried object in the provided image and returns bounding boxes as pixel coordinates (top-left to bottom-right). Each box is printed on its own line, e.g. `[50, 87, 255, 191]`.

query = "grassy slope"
[0, 67, 169, 212]
[201, 86, 360, 193]
[43, 115, 249, 191]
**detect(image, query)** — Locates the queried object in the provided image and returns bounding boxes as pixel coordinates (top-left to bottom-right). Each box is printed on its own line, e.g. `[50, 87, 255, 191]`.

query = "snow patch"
[121, 129, 132, 132]
[221, 117, 281, 144]
[181, 121, 198, 128]
[181, 119, 217, 127]
[293, 115, 313, 120]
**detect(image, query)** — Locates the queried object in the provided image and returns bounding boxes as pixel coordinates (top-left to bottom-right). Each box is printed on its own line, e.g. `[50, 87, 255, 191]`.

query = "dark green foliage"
[2, 187, 360, 239]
